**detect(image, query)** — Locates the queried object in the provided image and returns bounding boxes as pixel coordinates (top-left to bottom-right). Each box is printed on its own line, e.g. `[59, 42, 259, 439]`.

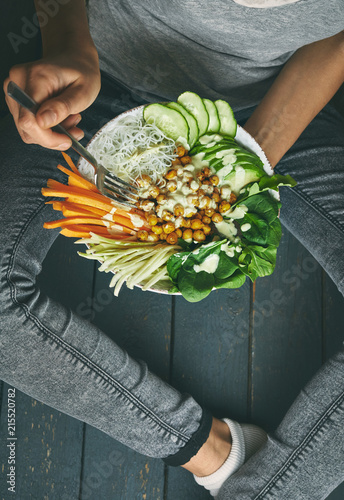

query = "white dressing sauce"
[220, 242, 235, 258]
[193, 254, 220, 274]
[241, 223, 251, 232]
[228, 205, 248, 219]
[215, 220, 238, 240]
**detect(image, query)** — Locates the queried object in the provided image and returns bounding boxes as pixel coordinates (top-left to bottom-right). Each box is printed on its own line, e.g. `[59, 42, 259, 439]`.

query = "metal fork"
[7, 81, 139, 208]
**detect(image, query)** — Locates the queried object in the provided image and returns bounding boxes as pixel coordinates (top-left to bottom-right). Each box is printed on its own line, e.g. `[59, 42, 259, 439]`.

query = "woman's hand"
[3, 47, 101, 150]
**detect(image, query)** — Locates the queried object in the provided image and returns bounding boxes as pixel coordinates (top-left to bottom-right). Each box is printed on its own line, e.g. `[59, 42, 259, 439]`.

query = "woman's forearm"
[34, 0, 96, 56]
[244, 31, 344, 168]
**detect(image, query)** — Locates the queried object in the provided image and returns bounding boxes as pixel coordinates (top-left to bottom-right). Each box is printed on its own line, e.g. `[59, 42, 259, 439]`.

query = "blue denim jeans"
[0, 73, 344, 497]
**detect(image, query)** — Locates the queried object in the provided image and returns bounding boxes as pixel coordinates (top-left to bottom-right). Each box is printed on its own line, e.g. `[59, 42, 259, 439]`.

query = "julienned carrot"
[42, 185, 116, 213]
[56, 164, 99, 193]
[61, 202, 108, 217]
[61, 204, 107, 219]
[60, 225, 132, 239]
[61, 152, 82, 176]
[42, 182, 142, 221]
[44, 216, 136, 235]
[44, 216, 111, 229]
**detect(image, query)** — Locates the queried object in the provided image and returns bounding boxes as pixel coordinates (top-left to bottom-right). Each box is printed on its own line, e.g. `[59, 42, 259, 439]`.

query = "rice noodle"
[87, 111, 177, 184]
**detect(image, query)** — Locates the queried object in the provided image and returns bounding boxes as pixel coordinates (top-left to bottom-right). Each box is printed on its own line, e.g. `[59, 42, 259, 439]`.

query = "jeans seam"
[290, 185, 344, 236]
[5, 200, 190, 444]
[253, 389, 344, 499]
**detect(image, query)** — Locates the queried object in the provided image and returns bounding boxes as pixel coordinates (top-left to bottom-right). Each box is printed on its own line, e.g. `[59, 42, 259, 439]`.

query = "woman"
[1, 0, 344, 497]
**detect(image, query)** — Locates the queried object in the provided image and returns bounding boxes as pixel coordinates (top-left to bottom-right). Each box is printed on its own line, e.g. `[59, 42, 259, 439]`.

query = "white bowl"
[77, 105, 273, 295]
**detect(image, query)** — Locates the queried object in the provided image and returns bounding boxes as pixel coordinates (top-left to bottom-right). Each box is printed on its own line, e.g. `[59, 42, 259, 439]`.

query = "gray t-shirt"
[89, 0, 343, 110]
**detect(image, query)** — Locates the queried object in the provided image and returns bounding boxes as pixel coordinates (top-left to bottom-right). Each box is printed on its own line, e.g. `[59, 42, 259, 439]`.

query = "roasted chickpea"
[193, 212, 202, 220]
[162, 209, 174, 221]
[212, 192, 221, 203]
[156, 194, 167, 205]
[183, 218, 192, 228]
[176, 145, 186, 157]
[147, 233, 159, 242]
[196, 170, 206, 182]
[180, 155, 192, 165]
[159, 232, 167, 240]
[171, 158, 181, 167]
[210, 175, 219, 186]
[229, 193, 237, 204]
[147, 214, 158, 226]
[212, 212, 223, 223]
[219, 200, 231, 213]
[149, 186, 160, 198]
[190, 179, 200, 191]
[137, 230, 149, 241]
[141, 200, 155, 212]
[175, 228, 183, 238]
[182, 228, 193, 240]
[166, 232, 179, 245]
[136, 174, 152, 187]
[191, 219, 203, 230]
[193, 229, 206, 242]
[202, 167, 211, 177]
[174, 204, 185, 217]
[167, 180, 177, 192]
[204, 207, 215, 217]
[163, 221, 175, 234]
[202, 215, 212, 225]
[203, 224, 212, 235]
[165, 169, 177, 180]
[151, 225, 163, 235]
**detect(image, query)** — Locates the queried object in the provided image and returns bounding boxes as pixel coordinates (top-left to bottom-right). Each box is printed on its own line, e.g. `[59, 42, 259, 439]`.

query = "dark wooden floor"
[1, 226, 344, 500]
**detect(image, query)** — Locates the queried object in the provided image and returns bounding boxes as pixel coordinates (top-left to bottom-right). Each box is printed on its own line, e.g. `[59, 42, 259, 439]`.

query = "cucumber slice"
[143, 103, 190, 146]
[202, 98, 220, 134]
[167, 101, 199, 148]
[177, 91, 209, 136]
[214, 100, 237, 138]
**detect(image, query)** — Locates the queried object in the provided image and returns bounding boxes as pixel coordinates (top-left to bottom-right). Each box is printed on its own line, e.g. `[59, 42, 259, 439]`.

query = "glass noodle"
[87, 112, 177, 184]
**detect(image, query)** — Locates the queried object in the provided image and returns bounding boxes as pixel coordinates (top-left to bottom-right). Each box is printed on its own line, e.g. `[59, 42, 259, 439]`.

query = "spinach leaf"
[258, 174, 297, 192]
[214, 250, 239, 279]
[214, 270, 246, 289]
[178, 268, 214, 302]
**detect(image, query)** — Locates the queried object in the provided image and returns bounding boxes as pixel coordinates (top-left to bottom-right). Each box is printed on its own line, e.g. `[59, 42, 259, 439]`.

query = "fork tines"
[103, 174, 139, 208]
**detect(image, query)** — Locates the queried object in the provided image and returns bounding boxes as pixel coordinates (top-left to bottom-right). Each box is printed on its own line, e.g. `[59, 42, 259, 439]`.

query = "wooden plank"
[250, 229, 323, 431]
[0, 235, 94, 498]
[0, 384, 83, 500]
[81, 272, 172, 499]
[166, 280, 252, 499]
[322, 272, 344, 500]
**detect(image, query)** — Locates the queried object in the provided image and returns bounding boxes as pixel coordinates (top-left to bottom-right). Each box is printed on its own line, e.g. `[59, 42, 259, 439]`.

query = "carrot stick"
[44, 216, 109, 229]
[42, 186, 115, 213]
[61, 152, 82, 176]
[60, 225, 132, 239]
[57, 164, 99, 193]
[61, 202, 108, 217]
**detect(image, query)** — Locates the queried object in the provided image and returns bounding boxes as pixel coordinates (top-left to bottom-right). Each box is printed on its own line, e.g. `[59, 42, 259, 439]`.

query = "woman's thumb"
[36, 85, 85, 129]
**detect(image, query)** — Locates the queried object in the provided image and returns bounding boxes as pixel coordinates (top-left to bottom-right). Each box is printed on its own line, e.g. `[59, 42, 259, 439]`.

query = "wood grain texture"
[250, 229, 323, 431]
[166, 282, 252, 499]
[80, 274, 172, 499]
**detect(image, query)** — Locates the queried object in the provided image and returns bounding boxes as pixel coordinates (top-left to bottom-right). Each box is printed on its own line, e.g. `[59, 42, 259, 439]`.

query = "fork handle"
[7, 81, 98, 173]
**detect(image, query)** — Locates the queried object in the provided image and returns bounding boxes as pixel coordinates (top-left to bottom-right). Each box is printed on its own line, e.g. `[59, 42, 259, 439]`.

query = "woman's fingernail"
[74, 115, 82, 126]
[40, 110, 56, 128]
[57, 142, 71, 150]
